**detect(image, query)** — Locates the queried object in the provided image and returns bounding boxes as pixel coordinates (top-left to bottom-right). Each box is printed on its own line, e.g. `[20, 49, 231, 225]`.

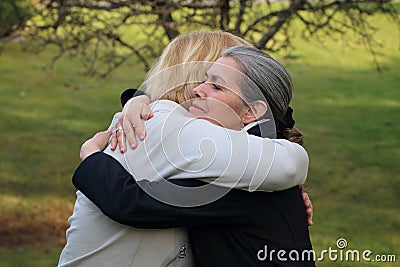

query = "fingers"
[136, 104, 154, 139]
[110, 131, 118, 151]
[110, 116, 124, 151]
[140, 104, 154, 121]
[307, 208, 314, 226]
[306, 205, 314, 226]
[80, 129, 112, 160]
[304, 199, 313, 220]
[121, 95, 152, 148]
[302, 192, 314, 226]
[117, 123, 126, 153]
[123, 115, 138, 149]
[134, 117, 146, 141]
[111, 121, 127, 153]
[302, 192, 309, 209]
[93, 129, 112, 148]
[302, 193, 312, 209]
[123, 104, 149, 148]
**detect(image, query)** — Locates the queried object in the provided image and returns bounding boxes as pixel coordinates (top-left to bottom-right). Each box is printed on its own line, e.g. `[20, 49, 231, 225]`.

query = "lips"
[190, 102, 206, 112]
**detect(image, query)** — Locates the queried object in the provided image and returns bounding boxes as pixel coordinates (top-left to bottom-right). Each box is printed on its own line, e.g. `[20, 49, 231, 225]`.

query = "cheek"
[209, 99, 242, 119]
[206, 91, 244, 115]
[225, 94, 245, 113]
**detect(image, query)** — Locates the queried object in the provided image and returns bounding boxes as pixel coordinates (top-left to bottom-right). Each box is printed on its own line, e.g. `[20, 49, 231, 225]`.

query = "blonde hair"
[140, 30, 252, 105]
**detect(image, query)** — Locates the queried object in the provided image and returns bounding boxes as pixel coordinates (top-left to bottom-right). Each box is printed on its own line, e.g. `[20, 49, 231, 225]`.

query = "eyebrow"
[205, 72, 227, 85]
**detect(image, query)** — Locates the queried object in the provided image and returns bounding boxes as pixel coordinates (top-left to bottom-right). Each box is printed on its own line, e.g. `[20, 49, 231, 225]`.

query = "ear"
[241, 100, 268, 125]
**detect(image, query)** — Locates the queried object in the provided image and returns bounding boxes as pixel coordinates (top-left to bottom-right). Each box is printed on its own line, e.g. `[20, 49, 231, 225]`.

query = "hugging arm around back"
[73, 151, 253, 228]
[73, 98, 310, 227]
[72, 151, 315, 267]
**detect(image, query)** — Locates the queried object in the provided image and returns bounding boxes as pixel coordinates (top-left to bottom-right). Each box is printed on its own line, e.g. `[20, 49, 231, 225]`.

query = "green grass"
[0, 41, 146, 266]
[286, 15, 400, 267]
[1, 14, 399, 266]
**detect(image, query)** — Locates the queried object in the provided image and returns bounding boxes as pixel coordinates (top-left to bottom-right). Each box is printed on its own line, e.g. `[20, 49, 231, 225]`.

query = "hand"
[80, 129, 112, 160]
[302, 192, 314, 226]
[110, 95, 153, 152]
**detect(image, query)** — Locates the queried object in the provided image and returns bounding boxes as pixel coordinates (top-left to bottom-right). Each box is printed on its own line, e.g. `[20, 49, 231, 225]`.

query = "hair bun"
[284, 106, 295, 129]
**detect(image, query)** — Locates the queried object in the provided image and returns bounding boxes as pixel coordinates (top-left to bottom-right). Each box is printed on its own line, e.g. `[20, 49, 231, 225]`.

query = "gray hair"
[222, 46, 293, 123]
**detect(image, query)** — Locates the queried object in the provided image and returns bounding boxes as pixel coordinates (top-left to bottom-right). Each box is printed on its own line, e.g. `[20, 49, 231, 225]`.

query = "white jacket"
[58, 100, 308, 266]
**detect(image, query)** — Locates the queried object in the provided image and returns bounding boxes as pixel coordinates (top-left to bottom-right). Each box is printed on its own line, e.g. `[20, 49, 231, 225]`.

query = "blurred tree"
[0, 0, 34, 40]
[25, 0, 399, 76]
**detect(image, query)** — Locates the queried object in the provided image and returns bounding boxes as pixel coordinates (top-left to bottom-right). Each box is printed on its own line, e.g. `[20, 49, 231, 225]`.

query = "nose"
[193, 82, 208, 98]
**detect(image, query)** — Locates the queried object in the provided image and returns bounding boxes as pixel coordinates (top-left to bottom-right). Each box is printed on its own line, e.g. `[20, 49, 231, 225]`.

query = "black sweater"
[73, 150, 314, 266]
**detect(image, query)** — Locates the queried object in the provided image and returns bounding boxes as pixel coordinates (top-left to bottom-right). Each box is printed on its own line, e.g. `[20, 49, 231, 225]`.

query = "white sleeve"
[173, 120, 308, 192]
[238, 137, 309, 192]
[124, 101, 308, 192]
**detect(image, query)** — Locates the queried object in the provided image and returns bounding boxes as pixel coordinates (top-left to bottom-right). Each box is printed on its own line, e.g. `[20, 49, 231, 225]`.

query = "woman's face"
[187, 56, 249, 130]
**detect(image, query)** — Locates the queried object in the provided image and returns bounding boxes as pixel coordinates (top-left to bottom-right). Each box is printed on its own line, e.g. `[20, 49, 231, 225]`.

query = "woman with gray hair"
[73, 45, 314, 266]
[220, 46, 305, 144]
[224, 46, 292, 122]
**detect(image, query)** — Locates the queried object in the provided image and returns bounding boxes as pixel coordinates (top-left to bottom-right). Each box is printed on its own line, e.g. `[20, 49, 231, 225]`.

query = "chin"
[187, 106, 202, 116]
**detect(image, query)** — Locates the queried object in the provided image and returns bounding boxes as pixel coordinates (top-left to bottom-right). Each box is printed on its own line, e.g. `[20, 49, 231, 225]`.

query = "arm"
[79, 127, 313, 227]
[111, 91, 153, 152]
[123, 103, 308, 192]
[73, 152, 249, 228]
[114, 97, 309, 192]
[74, 151, 314, 228]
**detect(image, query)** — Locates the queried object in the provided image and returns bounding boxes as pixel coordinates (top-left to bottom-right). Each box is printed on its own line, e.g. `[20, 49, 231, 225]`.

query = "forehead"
[215, 56, 240, 70]
[207, 56, 241, 83]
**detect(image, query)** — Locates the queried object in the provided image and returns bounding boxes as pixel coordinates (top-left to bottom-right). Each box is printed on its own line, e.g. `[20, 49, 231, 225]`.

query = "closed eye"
[203, 73, 222, 90]
[212, 83, 221, 90]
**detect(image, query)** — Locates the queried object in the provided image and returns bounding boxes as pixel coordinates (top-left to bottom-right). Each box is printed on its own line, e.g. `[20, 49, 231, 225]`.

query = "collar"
[242, 119, 270, 132]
